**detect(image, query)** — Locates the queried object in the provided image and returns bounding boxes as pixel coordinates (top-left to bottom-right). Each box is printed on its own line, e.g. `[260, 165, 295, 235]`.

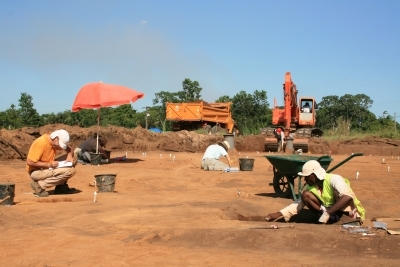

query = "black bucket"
[90, 153, 102, 165]
[239, 158, 255, 171]
[94, 174, 117, 192]
[0, 183, 15, 205]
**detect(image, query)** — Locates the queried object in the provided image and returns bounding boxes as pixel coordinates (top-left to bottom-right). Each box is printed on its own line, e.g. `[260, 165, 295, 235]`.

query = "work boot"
[54, 183, 79, 194]
[30, 181, 49, 197]
[101, 159, 109, 164]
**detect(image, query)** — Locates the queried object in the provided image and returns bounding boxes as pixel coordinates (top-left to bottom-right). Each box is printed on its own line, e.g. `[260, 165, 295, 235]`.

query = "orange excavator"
[262, 72, 323, 153]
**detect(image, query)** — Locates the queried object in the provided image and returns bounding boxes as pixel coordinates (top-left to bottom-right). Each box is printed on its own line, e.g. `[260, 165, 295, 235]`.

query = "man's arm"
[26, 158, 54, 169]
[99, 147, 109, 159]
[326, 195, 353, 215]
[225, 153, 231, 167]
[64, 145, 74, 162]
[326, 175, 355, 215]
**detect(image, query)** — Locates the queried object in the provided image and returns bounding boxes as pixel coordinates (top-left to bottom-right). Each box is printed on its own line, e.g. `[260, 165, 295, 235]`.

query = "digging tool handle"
[250, 225, 295, 230]
[0, 195, 10, 204]
[326, 153, 363, 173]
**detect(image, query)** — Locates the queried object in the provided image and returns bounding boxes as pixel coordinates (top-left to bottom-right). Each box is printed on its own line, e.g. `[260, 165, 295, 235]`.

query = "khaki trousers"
[30, 167, 76, 189]
[201, 158, 228, 171]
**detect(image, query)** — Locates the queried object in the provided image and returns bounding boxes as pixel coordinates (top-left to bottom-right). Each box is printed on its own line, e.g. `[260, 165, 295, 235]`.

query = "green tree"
[102, 105, 139, 128]
[231, 90, 270, 134]
[317, 94, 374, 131]
[18, 93, 41, 127]
[153, 91, 180, 131]
[215, 95, 232, 103]
[72, 109, 97, 127]
[3, 104, 21, 129]
[177, 78, 202, 102]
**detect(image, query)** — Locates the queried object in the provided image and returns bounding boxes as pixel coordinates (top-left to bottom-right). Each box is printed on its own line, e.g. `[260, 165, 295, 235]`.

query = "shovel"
[249, 224, 295, 230]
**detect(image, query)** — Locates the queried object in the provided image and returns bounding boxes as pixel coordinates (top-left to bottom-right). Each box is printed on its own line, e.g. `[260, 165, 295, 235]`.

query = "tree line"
[0, 79, 398, 136]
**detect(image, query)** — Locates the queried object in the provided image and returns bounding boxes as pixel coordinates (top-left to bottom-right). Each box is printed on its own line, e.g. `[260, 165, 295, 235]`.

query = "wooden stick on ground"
[0, 195, 10, 205]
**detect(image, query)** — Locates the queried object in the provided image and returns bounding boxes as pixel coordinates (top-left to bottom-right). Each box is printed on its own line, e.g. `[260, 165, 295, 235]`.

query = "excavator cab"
[299, 98, 316, 126]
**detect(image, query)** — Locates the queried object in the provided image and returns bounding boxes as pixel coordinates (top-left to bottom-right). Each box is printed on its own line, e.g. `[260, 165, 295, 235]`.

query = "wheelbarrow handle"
[326, 152, 363, 173]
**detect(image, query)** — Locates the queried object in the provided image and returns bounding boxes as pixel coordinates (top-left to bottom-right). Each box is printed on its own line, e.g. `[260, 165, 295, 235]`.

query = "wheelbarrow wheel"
[272, 168, 294, 199]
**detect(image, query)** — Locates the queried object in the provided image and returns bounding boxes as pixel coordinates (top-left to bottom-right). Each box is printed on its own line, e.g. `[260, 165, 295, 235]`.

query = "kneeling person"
[201, 141, 231, 171]
[266, 160, 365, 224]
[74, 137, 109, 164]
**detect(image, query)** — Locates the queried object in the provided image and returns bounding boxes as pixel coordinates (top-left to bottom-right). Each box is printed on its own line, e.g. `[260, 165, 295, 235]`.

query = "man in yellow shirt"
[26, 129, 77, 197]
[266, 160, 365, 224]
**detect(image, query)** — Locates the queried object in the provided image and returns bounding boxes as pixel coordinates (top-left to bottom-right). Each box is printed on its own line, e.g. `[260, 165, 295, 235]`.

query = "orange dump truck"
[166, 101, 235, 133]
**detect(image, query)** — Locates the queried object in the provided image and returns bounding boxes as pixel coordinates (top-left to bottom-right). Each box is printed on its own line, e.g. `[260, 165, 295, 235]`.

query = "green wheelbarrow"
[265, 153, 363, 201]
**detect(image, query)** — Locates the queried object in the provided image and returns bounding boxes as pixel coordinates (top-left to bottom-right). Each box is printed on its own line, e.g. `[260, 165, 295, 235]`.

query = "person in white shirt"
[201, 141, 232, 171]
[265, 160, 365, 224]
[302, 102, 311, 113]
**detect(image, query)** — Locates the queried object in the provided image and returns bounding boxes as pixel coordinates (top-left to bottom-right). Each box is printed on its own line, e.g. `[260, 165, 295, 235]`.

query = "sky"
[1, 0, 399, 120]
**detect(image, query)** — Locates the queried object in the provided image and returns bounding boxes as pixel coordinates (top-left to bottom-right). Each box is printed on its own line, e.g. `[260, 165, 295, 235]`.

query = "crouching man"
[201, 141, 231, 171]
[26, 129, 77, 197]
[266, 160, 365, 224]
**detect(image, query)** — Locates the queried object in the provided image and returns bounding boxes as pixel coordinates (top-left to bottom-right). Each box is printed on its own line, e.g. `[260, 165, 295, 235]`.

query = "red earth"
[1, 125, 400, 266]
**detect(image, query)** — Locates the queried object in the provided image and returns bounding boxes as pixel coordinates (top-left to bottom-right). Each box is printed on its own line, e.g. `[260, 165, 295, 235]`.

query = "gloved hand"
[318, 211, 330, 224]
[349, 208, 360, 219]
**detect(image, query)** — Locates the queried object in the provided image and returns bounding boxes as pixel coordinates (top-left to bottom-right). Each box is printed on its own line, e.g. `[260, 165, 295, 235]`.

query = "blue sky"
[1, 0, 399, 120]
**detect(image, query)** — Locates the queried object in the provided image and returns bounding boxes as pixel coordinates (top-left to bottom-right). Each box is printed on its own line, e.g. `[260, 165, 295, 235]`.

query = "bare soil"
[1, 125, 400, 266]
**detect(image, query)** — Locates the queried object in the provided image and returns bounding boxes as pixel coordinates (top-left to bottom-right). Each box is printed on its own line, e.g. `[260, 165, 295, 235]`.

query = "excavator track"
[262, 127, 323, 153]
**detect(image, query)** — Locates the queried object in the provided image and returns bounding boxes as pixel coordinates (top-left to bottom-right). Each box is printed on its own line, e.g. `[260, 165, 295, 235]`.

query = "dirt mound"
[0, 124, 399, 160]
[0, 125, 227, 160]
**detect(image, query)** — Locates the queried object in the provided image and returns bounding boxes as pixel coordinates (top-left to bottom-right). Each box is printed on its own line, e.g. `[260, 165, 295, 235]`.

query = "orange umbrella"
[72, 81, 145, 152]
[72, 81, 144, 111]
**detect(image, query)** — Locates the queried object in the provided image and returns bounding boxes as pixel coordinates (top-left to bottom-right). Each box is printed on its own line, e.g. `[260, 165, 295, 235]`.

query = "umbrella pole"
[97, 109, 100, 154]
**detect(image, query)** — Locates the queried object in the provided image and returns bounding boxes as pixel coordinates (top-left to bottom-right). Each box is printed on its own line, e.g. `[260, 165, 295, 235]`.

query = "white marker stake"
[356, 172, 359, 180]
[388, 167, 390, 172]
[169, 154, 171, 158]
[94, 191, 97, 202]
[173, 156, 175, 162]
[142, 152, 144, 157]
[383, 158, 385, 163]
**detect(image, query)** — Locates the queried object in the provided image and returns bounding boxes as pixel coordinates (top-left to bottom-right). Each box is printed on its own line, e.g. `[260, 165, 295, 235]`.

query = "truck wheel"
[272, 169, 294, 198]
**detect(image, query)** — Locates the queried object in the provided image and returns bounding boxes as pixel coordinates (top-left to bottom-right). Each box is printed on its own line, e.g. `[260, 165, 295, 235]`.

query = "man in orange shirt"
[26, 129, 77, 197]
